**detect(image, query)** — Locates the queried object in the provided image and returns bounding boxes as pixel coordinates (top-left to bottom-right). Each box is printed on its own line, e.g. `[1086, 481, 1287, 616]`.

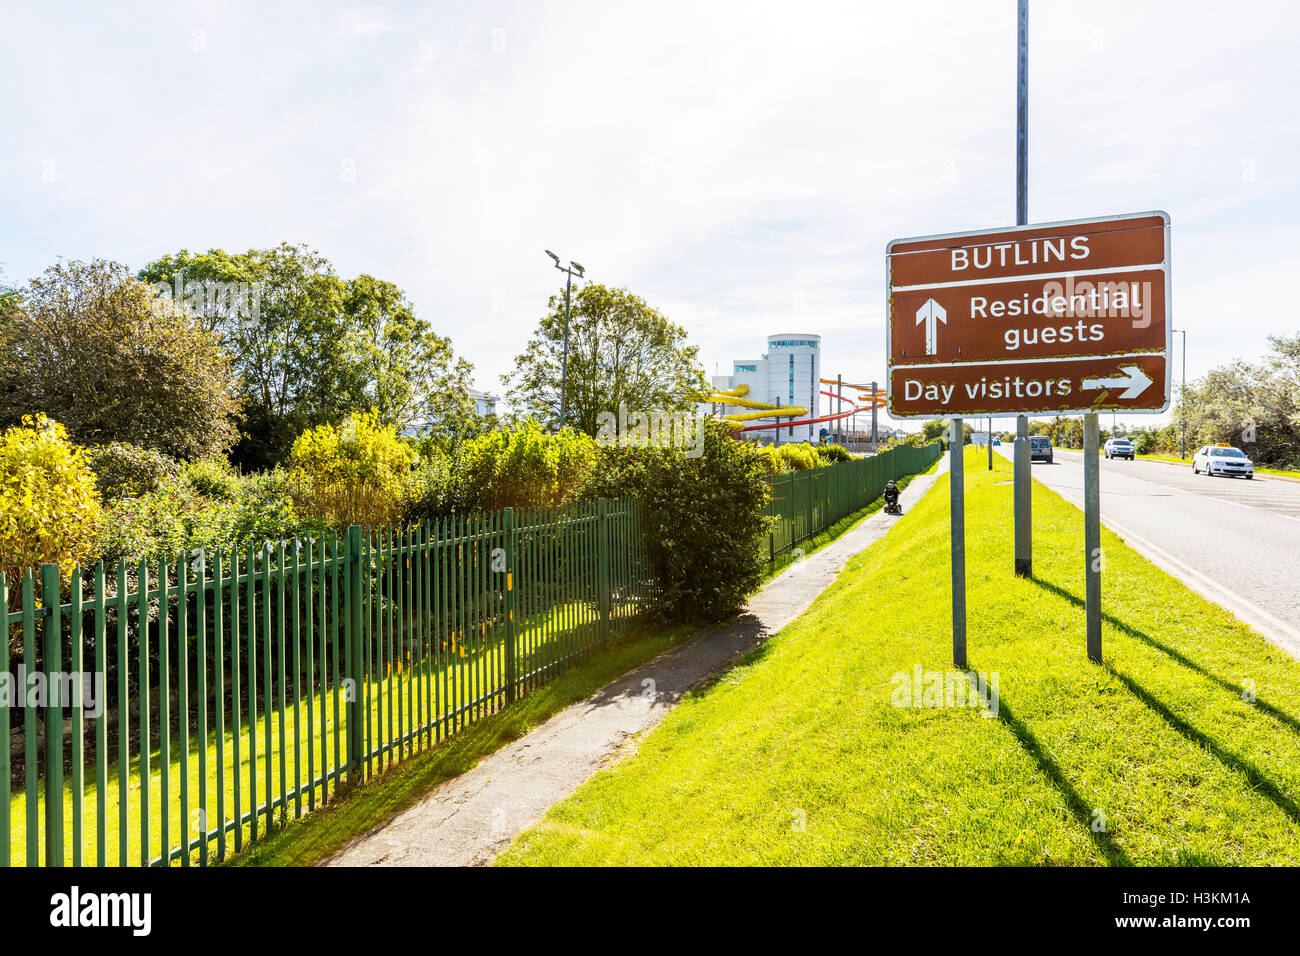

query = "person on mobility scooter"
[883, 480, 902, 515]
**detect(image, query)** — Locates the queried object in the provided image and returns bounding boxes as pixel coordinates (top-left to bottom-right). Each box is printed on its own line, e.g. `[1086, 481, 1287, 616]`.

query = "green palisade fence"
[1, 498, 648, 867]
[0, 443, 937, 868]
[763, 442, 942, 562]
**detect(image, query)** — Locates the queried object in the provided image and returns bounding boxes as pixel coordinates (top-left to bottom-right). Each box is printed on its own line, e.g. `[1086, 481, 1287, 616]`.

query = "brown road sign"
[886, 211, 1171, 418]
[889, 353, 1168, 418]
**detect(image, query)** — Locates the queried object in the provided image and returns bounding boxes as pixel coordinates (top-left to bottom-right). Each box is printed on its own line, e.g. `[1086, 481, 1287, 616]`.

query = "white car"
[1104, 438, 1135, 460]
[1192, 445, 1254, 479]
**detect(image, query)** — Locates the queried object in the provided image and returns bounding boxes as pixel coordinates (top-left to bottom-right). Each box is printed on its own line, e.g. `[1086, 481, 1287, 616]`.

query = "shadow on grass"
[1107, 667, 1300, 830]
[1030, 575, 1300, 736]
[986, 691, 1133, 865]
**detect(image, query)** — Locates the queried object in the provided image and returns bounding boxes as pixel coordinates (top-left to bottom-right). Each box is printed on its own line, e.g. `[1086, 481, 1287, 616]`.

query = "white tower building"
[708, 333, 822, 444]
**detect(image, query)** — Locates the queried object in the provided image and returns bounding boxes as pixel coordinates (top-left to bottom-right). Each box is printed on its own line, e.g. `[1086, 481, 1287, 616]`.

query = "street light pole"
[545, 251, 585, 430]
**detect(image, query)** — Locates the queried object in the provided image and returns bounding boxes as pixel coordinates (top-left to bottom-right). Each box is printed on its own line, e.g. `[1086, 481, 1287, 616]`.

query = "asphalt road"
[997, 446, 1300, 656]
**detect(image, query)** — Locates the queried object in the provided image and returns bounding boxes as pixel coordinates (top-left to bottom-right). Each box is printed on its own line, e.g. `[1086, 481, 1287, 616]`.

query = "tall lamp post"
[1174, 328, 1187, 458]
[545, 250, 585, 430]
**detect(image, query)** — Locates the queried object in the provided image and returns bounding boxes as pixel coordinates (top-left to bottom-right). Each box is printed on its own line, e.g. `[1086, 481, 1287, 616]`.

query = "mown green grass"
[498, 448, 1300, 866]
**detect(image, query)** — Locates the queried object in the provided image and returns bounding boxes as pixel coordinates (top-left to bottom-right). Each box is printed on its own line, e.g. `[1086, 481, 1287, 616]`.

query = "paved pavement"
[1001, 446, 1300, 657]
[324, 463, 944, 866]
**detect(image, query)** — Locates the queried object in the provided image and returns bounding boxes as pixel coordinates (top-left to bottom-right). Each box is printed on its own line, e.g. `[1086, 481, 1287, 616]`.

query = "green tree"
[0, 259, 239, 458]
[504, 283, 707, 435]
[921, 419, 948, 442]
[138, 244, 476, 467]
[139, 244, 351, 467]
[1176, 336, 1300, 466]
[343, 274, 476, 444]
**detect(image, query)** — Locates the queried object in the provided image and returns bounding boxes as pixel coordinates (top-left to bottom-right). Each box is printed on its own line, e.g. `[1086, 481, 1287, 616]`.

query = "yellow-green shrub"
[775, 442, 819, 471]
[0, 415, 103, 582]
[286, 411, 416, 529]
[753, 445, 790, 475]
[816, 443, 851, 464]
[452, 420, 596, 513]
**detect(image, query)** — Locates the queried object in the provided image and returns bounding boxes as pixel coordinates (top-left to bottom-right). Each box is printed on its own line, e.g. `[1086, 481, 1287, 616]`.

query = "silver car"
[1104, 438, 1135, 460]
[1192, 445, 1254, 478]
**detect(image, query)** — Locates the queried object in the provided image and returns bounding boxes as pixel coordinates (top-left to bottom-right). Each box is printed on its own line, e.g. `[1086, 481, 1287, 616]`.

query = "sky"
[2, 0, 1297, 431]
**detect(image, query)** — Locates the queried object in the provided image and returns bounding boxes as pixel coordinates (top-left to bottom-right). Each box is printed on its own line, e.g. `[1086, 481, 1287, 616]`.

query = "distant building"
[469, 388, 500, 417]
[837, 422, 907, 448]
[709, 333, 822, 443]
[402, 388, 501, 437]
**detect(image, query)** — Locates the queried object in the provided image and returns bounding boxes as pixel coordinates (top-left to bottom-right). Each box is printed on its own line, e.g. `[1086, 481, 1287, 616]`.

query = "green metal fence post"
[597, 499, 611, 640]
[503, 508, 517, 704]
[40, 563, 64, 867]
[346, 525, 364, 784]
[0, 573, 8, 867]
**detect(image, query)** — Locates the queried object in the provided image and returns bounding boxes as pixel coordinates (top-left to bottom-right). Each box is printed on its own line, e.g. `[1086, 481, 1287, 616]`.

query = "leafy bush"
[775, 443, 818, 472]
[87, 442, 180, 501]
[93, 466, 312, 567]
[582, 420, 772, 623]
[231, 468, 312, 546]
[0, 415, 103, 582]
[816, 443, 851, 464]
[459, 421, 594, 513]
[406, 419, 596, 520]
[404, 446, 457, 522]
[287, 411, 416, 529]
[94, 479, 201, 565]
[183, 457, 240, 500]
[0, 258, 239, 458]
[752, 445, 790, 475]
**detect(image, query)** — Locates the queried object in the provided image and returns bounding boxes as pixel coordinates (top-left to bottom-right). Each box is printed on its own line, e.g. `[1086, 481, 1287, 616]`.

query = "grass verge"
[225, 620, 693, 866]
[498, 448, 1300, 866]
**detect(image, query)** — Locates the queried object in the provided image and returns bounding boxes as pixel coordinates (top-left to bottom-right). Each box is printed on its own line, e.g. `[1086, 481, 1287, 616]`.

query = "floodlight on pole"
[545, 250, 587, 430]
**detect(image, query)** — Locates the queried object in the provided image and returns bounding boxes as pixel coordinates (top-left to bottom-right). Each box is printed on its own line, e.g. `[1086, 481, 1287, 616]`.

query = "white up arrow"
[1081, 365, 1154, 400]
[915, 298, 946, 356]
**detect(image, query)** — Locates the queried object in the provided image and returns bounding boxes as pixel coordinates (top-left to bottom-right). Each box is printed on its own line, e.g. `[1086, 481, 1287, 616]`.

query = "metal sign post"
[950, 417, 966, 668]
[1014, 415, 1031, 576]
[1083, 413, 1102, 660]
[1014, 0, 1033, 576]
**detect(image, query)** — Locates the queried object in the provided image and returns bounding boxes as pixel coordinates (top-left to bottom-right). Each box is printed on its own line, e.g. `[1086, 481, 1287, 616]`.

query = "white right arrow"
[915, 298, 946, 356]
[1081, 365, 1154, 400]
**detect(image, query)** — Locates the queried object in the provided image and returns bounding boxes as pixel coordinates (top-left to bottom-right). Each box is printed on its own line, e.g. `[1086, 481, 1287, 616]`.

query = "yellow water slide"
[706, 384, 807, 429]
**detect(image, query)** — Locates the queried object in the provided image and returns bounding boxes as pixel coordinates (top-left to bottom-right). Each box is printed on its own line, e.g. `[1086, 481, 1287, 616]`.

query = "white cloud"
[0, 0, 1297, 432]
[340, 10, 394, 37]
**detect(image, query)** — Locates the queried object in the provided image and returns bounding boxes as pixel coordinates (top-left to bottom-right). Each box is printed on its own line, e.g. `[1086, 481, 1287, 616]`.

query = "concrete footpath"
[325, 462, 944, 867]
